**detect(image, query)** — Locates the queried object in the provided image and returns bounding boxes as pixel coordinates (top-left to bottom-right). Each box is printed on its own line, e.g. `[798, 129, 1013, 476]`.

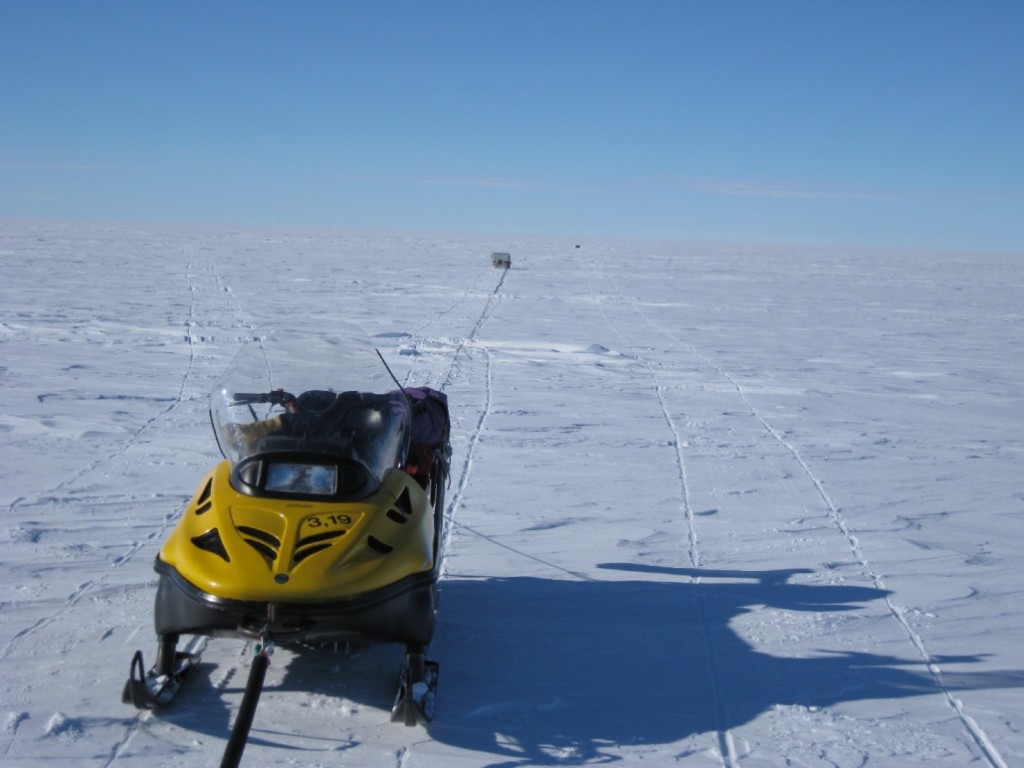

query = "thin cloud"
[418, 175, 532, 190]
[335, 173, 532, 190]
[640, 175, 1024, 203]
[0, 162, 129, 171]
[645, 176, 895, 201]
[0, 161, 251, 173]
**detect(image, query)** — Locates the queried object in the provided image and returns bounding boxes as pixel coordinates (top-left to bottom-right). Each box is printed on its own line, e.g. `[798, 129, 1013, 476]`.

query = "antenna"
[376, 348, 413, 410]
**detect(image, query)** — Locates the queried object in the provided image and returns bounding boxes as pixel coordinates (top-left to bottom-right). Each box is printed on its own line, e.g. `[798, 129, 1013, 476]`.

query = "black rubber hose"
[219, 651, 270, 768]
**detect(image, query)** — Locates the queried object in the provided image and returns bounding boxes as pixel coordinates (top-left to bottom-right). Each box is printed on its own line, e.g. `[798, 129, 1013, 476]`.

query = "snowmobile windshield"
[209, 332, 412, 491]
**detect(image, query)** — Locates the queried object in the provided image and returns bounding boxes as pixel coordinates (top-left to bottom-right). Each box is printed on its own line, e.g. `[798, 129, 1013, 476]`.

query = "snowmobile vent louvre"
[243, 539, 277, 562]
[386, 488, 413, 523]
[194, 480, 214, 515]
[293, 530, 347, 564]
[396, 488, 412, 515]
[237, 526, 280, 548]
[367, 535, 394, 554]
[236, 525, 281, 563]
[190, 528, 230, 562]
[293, 543, 331, 563]
[297, 530, 347, 547]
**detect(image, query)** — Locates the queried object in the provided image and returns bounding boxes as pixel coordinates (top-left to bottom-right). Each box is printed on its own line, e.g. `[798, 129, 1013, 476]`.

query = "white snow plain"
[1, 220, 1021, 767]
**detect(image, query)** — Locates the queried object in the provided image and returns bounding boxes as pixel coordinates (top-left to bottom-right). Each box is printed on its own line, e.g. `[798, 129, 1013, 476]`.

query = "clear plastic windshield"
[210, 331, 411, 487]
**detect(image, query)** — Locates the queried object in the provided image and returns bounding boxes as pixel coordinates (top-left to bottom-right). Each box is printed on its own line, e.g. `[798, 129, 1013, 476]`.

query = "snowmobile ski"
[390, 653, 439, 726]
[122, 638, 204, 710]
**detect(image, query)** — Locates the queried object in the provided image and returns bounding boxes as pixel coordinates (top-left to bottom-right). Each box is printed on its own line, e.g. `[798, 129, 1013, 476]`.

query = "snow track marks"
[436, 269, 508, 571]
[587, 255, 1009, 768]
[580, 256, 740, 768]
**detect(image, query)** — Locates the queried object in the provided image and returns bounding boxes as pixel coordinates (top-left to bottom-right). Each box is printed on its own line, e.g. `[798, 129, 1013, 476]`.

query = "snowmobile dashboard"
[231, 450, 379, 502]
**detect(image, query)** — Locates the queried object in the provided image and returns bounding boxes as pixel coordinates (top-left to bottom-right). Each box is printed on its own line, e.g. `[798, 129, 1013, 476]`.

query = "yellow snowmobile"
[123, 334, 451, 732]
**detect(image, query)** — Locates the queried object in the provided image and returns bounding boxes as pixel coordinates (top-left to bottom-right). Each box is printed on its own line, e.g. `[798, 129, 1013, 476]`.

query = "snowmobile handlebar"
[230, 390, 297, 408]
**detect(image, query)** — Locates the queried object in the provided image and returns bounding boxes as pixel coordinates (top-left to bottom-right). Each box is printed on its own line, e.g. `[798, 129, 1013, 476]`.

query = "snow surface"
[1, 220, 1022, 767]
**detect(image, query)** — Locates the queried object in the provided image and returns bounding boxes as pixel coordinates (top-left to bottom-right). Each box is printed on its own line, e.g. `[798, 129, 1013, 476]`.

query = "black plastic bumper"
[153, 559, 437, 646]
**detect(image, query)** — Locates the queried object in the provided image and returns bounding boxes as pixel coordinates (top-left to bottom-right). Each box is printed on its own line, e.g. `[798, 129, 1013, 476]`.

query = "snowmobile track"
[578, 254, 740, 768]
[2, 245, 265, 762]
[410, 262, 492, 340]
[590, 257, 1010, 768]
[436, 269, 508, 572]
[1, 247, 241, 665]
[437, 266, 507, 392]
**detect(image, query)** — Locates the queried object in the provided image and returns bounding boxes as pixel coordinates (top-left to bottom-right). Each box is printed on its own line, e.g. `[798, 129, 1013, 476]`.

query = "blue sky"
[2, 1, 1022, 250]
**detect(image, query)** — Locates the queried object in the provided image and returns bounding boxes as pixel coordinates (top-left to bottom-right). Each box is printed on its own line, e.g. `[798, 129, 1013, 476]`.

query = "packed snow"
[1, 220, 1021, 767]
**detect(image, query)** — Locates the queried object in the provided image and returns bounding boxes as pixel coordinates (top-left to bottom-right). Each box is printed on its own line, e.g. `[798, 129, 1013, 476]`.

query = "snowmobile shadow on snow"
[423, 566, 1022, 767]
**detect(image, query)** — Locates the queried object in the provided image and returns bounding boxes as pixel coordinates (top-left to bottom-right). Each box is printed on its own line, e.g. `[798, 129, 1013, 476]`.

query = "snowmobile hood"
[157, 461, 436, 604]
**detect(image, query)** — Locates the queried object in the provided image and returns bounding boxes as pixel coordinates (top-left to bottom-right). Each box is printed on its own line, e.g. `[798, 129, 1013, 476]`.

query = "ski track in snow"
[6, 246, 214, 520]
[389, 263, 510, 583]
[101, 249, 223, 764]
[0, 241, 263, 762]
[437, 267, 508, 392]
[579, 253, 740, 768]
[419, 268, 507, 574]
[423, 265, 603, 584]
[581, 254, 1010, 768]
[1, 249, 202, 664]
[439, 343, 492, 577]
[97, 247, 268, 767]
[410, 261, 492, 343]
